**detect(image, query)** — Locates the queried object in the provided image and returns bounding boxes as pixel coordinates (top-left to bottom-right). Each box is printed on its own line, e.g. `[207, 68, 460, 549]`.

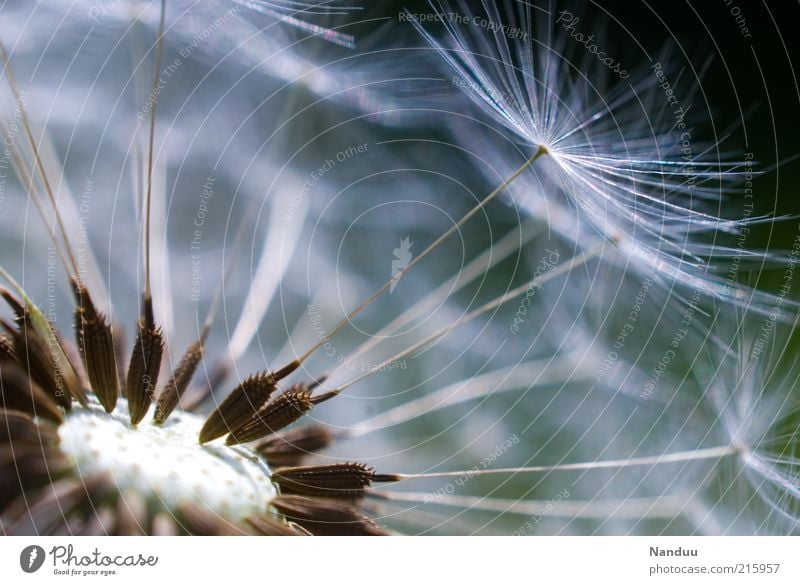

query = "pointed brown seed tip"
[271, 359, 301, 382]
[256, 424, 334, 467]
[125, 320, 164, 426]
[306, 374, 328, 391]
[0, 289, 25, 321]
[272, 462, 377, 498]
[310, 387, 341, 405]
[371, 473, 403, 483]
[71, 282, 96, 317]
[198, 372, 277, 444]
[224, 384, 313, 446]
[154, 339, 203, 424]
[0, 334, 15, 362]
[74, 287, 119, 413]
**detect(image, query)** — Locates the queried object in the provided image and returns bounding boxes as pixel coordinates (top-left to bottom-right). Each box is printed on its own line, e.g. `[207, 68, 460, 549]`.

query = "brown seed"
[0, 409, 68, 512]
[6, 474, 111, 536]
[255, 424, 334, 467]
[271, 495, 387, 536]
[0, 408, 60, 445]
[2, 292, 87, 407]
[125, 302, 164, 425]
[198, 372, 276, 444]
[225, 384, 313, 446]
[272, 462, 378, 498]
[0, 361, 63, 423]
[153, 339, 203, 424]
[3, 320, 72, 411]
[73, 284, 119, 412]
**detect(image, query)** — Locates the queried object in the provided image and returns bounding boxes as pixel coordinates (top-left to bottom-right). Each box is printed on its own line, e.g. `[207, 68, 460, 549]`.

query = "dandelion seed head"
[671, 315, 800, 533]
[409, 1, 793, 317]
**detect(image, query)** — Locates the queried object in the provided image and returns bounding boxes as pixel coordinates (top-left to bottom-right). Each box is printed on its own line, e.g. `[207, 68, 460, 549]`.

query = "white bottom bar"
[1, 536, 797, 584]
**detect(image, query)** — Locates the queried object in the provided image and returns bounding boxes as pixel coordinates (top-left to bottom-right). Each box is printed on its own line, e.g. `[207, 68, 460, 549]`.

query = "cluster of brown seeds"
[0, 279, 402, 534]
[0, 0, 405, 535]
